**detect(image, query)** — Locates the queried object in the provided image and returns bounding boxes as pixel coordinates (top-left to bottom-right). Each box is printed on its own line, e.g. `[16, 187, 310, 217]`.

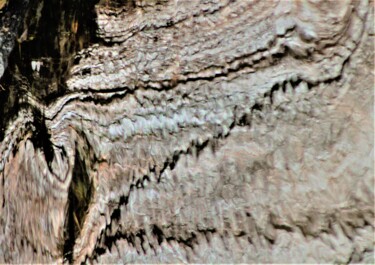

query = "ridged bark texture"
[0, 0, 374, 263]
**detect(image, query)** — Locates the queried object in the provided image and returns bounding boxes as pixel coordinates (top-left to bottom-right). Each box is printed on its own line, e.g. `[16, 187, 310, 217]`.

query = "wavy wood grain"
[0, 0, 373, 263]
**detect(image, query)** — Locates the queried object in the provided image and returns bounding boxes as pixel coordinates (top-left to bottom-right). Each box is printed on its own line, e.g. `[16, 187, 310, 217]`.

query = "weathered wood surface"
[0, 0, 374, 263]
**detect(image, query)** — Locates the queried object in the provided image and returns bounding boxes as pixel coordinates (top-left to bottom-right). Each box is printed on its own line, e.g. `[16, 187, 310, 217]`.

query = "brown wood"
[0, 0, 374, 263]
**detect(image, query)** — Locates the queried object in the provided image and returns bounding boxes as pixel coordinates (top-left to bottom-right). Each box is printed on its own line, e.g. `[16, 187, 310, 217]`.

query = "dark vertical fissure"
[30, 107, 55, 167]
[63, 149, 93, 264]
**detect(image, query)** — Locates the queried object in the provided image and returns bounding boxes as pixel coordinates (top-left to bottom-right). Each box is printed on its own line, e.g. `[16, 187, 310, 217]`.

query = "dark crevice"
[264, 235, 275, 245]
[91, 224, 205, 263]
[272, 224, 293, 233]
[251, 102, 263, 112]
[269, 213, 293, 233]
[63, 148, 94, 264]
[268, 83, 278, 105]
[29, 107, 54, 170]
[152, 225, 164, 245]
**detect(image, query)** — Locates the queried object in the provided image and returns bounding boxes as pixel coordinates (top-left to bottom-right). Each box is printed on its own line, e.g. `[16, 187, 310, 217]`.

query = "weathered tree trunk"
[0, 0, 374, 263]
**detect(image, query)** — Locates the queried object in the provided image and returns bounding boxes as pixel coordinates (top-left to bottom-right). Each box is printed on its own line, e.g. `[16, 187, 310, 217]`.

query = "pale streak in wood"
[0, 0, 373, 263]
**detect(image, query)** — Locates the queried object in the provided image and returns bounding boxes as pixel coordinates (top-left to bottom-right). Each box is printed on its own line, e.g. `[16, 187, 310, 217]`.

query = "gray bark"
[0, 0, 374, 263]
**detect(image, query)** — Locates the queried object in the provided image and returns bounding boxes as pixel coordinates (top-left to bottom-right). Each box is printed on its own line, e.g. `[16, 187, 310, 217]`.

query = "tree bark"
[0, 0, 374, 263]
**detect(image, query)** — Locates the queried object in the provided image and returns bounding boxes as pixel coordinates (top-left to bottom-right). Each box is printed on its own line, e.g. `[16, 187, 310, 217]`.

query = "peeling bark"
[0, 0, 374, 263]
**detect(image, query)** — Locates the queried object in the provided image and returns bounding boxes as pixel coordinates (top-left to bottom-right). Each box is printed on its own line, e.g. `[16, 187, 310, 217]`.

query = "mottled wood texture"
[0, 0, 374, 263]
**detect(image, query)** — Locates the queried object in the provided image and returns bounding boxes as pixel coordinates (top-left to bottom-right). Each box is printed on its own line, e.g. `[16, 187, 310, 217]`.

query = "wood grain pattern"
[0, 0, 373, 263]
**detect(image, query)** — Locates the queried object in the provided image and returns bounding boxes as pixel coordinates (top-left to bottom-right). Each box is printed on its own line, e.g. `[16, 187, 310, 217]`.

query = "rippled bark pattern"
[0, 0, 374, 263]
